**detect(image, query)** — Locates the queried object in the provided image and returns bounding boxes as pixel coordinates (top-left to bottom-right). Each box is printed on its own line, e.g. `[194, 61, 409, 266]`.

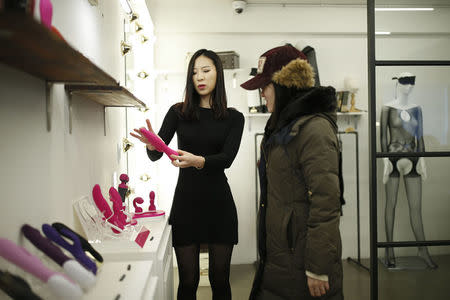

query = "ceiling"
[246, 0, 450, 6]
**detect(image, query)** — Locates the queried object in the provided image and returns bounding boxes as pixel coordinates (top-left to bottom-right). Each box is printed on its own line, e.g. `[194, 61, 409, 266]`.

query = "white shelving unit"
[91, 216, 173, 300]
[244, 111, 366, 131]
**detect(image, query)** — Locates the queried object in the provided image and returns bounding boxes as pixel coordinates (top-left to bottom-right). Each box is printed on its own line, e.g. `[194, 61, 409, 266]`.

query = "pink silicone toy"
[139, 128, 179, 161]
[39, 0, 53, 29]
[133, 197, 144, 213]
[0, 238, 83, 300]
[132, 191, 165, 219]
[92, 185, 122, 233]
[109, 187, 127, 223]
[119, 174, 129, 189]
[92, 184, 113, 219]
[109, 187, 137, 226]
[149, 191, 156, 211]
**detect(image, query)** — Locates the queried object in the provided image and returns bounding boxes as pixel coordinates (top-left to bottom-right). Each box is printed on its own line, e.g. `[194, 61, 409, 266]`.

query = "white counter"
[85, 216, 173, 300]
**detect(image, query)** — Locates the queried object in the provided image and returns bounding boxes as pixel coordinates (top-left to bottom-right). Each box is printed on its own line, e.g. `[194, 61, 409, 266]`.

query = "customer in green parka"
[241, 44, 344, 300]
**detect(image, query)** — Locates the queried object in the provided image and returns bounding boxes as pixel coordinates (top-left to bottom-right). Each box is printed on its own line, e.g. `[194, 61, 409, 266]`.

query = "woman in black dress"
[131, 49, 244, 300]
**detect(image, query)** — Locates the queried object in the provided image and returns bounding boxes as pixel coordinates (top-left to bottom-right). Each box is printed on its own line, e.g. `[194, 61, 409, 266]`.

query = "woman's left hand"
[307, 276, 330, 297]
[170, 150, 205, 169]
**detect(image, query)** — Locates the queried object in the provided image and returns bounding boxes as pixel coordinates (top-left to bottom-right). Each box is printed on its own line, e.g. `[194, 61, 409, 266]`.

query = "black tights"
[174, 243, 234, 300]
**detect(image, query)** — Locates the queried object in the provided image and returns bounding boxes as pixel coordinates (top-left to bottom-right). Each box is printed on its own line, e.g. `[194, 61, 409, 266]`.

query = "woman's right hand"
[130, 119, 158, 151]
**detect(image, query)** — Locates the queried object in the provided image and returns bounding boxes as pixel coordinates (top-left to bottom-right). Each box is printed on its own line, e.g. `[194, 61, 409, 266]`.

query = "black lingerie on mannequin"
[385, 106, 422, 177]
[388, 157, 419, 177]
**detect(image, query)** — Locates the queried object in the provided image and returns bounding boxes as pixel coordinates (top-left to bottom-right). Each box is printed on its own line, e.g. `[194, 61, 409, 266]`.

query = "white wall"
[0, 0, 128, 288]
[146, 0, 450, 264]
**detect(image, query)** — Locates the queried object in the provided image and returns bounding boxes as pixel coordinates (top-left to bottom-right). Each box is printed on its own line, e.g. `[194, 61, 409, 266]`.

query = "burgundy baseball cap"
[241, 44, 307, 90]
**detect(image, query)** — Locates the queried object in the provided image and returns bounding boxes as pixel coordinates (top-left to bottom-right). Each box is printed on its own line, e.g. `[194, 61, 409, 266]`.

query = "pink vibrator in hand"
[139, 128, 179, 161]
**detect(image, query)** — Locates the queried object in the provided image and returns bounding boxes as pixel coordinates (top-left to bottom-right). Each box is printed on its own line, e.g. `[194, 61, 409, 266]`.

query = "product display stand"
[339, 131, 369, 272]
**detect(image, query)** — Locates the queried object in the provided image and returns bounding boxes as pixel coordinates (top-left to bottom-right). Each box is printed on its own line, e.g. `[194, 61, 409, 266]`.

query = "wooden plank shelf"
[0, 12, 117, 85]
[1, 11, 147, 111]
[65, 85, 146, 108]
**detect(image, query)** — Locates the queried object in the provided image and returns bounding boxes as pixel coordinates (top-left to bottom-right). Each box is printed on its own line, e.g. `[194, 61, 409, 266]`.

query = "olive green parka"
[251, 86, 344, 300]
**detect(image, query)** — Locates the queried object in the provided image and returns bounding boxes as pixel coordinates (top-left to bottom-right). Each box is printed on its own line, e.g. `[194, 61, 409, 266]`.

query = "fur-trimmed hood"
[273, 86, 337, 133]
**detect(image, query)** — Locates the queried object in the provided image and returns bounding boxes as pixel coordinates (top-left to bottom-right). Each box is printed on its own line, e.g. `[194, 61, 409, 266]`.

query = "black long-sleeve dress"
[147, 104, 245, 246]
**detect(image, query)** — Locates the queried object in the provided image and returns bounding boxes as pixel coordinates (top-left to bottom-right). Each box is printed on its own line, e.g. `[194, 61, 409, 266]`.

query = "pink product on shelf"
[148, 191, 156, 211]
[139, 128, 179, 161]
[109, 187, 126, 212]
[110, 187, 136, 226]
[133, 197, 144, 213]
[132, 210, 165, 219]
[132, 191, 165, 219]
[92, 184, 123, 233]
[0, 238, 83, 300]
[39, 0, 53, 29]
[118, 173, 129, 203]
[134, 226, 150, 248]
[92, 184, 113, 219]
[119, 173, 129, 184]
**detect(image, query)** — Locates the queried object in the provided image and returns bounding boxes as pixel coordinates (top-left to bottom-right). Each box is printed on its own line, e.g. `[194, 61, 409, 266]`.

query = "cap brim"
[240, 74, 272, 90]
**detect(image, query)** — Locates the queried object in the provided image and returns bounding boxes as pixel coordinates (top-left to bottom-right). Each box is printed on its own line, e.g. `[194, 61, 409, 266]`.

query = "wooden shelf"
[1, 11, 147, 110]
[0, 12, 117, 85]
[65, 85, 146, 108]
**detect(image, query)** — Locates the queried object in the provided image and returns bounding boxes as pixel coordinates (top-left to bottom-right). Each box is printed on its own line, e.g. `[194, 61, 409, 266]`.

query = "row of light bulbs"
[120, 12, 152, 56]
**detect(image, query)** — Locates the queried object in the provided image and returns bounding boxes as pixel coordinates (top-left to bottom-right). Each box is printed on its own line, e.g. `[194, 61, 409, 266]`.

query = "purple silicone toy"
[42, 224, 97, 275]
[22, 224, 97, 290]
[22, 225, 68, 266]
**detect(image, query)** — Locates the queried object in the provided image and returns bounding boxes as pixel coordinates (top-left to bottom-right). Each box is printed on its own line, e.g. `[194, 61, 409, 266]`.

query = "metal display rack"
[367, 1, 450, 299]
[340, 130, 370, 272]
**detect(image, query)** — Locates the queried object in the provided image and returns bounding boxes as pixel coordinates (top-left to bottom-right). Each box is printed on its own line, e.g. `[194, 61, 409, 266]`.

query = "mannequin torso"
[383, 105, 420, 152]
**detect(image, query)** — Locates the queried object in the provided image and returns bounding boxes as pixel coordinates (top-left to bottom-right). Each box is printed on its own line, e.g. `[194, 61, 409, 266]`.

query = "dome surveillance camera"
[232, 0, 247, 14]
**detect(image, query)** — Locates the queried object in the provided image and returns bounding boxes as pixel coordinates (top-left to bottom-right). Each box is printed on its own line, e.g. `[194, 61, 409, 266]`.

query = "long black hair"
[266, 82, 302, 134]
[175, 49, 228, 120]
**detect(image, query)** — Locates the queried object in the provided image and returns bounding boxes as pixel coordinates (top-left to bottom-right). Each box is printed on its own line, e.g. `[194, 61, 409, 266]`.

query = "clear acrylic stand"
[73, 196, 142, 245]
